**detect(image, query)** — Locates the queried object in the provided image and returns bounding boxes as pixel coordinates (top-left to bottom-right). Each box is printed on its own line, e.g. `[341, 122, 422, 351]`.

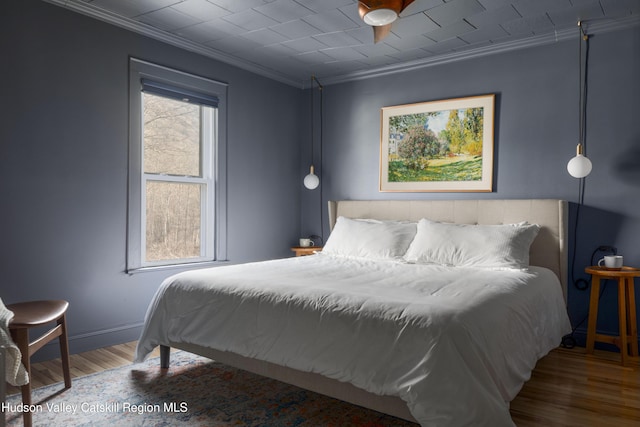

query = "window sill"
[126, 259, 229, 275]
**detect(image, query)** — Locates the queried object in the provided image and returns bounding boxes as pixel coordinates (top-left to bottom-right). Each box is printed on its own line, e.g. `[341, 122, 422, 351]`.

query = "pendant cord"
[578, 22, 589, 154]
[310, 75, 314, 167]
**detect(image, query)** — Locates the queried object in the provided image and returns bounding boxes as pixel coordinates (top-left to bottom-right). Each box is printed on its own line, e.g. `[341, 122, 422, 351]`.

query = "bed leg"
[160, 345, 170, 368]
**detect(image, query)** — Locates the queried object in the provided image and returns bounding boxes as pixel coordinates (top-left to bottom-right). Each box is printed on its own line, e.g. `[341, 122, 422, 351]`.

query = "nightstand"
[585, 266, 640, 365]
[290, 246, 322, 257]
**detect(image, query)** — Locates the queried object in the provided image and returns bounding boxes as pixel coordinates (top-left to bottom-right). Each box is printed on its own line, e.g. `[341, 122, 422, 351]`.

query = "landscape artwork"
[380, 94, 495, 192]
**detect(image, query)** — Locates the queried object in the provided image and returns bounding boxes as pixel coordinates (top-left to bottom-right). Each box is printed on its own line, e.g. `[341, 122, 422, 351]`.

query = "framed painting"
[380, 94, 495, 192]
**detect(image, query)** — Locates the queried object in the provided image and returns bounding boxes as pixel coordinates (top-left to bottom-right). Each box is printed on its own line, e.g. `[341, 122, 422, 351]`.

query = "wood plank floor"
[6, 343, 640, 426]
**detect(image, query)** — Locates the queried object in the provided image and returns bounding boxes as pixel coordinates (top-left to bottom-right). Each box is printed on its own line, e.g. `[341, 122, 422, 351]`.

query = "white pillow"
[322, 217, 417, 260]
[403, 219, 540, 270]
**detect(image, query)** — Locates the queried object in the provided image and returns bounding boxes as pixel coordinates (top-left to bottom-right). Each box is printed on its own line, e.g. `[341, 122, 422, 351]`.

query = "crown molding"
[322, 14, 640, 86]
[42, 1, 639, 89]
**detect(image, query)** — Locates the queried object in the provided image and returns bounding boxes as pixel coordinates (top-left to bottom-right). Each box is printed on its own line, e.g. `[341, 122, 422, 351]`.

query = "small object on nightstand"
[585, 266, 639, 366]
[291, 246, 322, 257]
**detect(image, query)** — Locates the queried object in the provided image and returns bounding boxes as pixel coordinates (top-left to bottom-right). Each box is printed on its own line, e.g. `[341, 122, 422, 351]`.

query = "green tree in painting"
[389, 113, 435, 134]
[397, 127, 440, 170]
[445, 110, 464, 154]
[444, 107, 483, 156]
[463, 107, 484, 156]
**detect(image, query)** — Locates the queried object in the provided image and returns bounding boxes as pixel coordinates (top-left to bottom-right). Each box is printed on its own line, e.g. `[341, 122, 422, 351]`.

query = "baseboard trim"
[32, 322, 145, 363]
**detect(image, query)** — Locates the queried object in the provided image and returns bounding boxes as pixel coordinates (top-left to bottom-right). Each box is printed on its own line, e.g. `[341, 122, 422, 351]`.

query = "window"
[128, 59, 227, 271]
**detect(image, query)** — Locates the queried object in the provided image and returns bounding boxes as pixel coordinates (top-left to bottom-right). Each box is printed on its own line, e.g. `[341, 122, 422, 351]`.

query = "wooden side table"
[585, 266, 639, 365]
[290, 246, 322, 257]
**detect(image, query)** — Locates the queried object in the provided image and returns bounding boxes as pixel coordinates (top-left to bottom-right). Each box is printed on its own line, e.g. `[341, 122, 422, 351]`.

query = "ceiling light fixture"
[567, 21, 592, 179]
[304, 75, 323, 190]
[358, 0, 415, 43]
[362, 8, 398, 26]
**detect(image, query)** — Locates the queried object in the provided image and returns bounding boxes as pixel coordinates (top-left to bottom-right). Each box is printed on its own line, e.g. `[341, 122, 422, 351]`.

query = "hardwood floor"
[6, 343, 640, 426]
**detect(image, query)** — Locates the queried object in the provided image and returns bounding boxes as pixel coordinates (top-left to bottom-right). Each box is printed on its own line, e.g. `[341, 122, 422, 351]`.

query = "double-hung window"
[127, 59, 227, 272]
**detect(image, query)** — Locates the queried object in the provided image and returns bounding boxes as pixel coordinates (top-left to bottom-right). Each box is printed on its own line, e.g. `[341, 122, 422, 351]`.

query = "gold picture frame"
[380, 94, 495, 192]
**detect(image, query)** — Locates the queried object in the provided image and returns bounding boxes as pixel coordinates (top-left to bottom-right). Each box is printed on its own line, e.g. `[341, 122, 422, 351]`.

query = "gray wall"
[1, 0, 304, 359]
[307, 25, 640, 346]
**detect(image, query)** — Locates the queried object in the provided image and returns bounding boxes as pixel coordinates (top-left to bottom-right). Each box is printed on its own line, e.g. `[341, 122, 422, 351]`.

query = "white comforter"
[135, 254, 571, 427]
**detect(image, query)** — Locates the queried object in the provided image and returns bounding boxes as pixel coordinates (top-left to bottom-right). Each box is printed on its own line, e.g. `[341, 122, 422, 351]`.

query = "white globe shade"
[567, 154, 592, 178]
[304, 172, 319, 189]
[363, 9, 397, 26]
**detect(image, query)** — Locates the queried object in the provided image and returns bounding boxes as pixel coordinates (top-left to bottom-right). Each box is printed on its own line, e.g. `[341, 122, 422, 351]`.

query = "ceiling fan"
[358, 0, 416, 43]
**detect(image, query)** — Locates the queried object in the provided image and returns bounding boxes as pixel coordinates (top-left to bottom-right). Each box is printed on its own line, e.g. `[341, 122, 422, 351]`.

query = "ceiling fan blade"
[373, 24, 392, 43]
[399, 0, 416, 16]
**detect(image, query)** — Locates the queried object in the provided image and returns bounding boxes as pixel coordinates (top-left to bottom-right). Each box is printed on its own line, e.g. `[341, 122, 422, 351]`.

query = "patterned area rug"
[4, 351, 417, 426]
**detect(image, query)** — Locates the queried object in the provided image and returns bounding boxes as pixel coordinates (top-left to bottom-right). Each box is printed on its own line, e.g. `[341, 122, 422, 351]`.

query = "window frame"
[127, 58, 227, 273]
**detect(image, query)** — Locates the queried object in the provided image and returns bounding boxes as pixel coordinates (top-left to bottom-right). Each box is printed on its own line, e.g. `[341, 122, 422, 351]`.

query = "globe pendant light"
[567, 144, 592, 179]
[567, 21, 592, 179]
[304, 75, 323, 190]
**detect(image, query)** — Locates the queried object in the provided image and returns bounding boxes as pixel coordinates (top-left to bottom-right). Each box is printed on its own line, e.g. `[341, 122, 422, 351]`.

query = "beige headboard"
[328, 199, 568, 300]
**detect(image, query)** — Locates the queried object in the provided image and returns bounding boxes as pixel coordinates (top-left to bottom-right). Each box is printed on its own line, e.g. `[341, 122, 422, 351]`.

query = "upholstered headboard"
[328, 199, 568, 300]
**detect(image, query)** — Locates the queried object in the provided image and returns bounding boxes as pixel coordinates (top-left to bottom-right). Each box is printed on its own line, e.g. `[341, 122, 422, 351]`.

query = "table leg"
[626, 277, 638, 357]
[586, 276, 601, 354]
[618, 278, 629, 366]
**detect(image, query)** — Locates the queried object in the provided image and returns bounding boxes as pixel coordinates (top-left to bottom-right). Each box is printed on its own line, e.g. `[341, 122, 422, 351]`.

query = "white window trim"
[127, 58, 228, 273]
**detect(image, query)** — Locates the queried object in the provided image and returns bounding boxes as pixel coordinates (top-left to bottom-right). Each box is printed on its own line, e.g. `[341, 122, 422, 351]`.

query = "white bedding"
[135, 254, 571, 427]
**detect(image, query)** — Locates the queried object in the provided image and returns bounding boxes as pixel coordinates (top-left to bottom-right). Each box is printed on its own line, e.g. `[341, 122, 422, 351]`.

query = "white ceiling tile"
[170, 0, 229, 20]
[281, 37, 329, 53]
[293, 0, 353, 14]
[137, 7, 202, 31]
[240, 28, 290, 45]
[400, 0, 446, 17]
[383, 34, 437, 51]
[547, 2, 605, 27]
[313, 31, 362, 48]
[501, 14, 555, 36]
[221, 9, 280, 31]
[424, 19, 476, 41]
[427, 0, 486, 26]
[302, 9, 360, 33]
[386, 48, 437, 62]
[458, 23, 509, 44]
[476, 0, 513, 10]
[466, 4, 521, 28]
[292, 50, 335, 64]
[206, 35, 262, 54]
[270, 19, 323, 38]
[391, 12, 440, 38]
[255, 0, 314, 23]
[207, 0, 273, 13]
[353, 42, 401, 58]
[600, 0, 640, 15]
[512, 0, 573, 18]
[173, 20, 245, 42]
[319, 46, 368, 62]
[425, 36, 469, 53]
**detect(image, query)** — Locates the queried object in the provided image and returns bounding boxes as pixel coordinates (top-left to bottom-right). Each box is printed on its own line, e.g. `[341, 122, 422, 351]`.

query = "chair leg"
[58, 313, 72, 388]
[11, 328, 32, 427]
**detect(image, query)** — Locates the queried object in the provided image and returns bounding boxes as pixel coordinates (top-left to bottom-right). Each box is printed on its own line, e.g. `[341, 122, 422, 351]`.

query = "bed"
[135, 199, 571, 427]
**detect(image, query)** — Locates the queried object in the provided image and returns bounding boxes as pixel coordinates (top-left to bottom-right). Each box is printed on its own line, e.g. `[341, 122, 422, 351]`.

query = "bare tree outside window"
[143, 93, 206, 262]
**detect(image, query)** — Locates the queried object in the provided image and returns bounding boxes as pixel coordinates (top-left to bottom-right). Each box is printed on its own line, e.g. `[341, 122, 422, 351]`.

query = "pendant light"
[304, 75, 323, 190]
[567, 21, 592, 179]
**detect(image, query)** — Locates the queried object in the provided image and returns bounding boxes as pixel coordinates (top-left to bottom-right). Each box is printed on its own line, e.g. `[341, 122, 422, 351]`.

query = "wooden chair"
[7, 300, 71, 427]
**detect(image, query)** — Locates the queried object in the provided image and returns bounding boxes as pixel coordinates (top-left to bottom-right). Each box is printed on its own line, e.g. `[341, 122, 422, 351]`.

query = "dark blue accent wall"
[305, 25, 640, 348]
[1, 0, 303, 360]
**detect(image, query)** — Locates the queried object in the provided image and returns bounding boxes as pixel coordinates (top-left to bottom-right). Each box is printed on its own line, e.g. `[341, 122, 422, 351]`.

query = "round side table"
[584, 266, 640, 365]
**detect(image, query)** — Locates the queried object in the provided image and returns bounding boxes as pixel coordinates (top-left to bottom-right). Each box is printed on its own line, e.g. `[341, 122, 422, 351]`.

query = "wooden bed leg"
[160, 345, 170, 369]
